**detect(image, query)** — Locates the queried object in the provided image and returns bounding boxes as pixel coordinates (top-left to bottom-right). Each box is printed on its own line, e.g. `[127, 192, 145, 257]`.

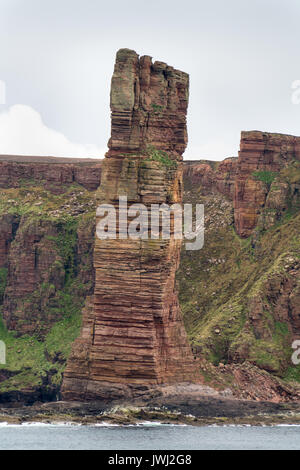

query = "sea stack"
[61, 49, 198, 400]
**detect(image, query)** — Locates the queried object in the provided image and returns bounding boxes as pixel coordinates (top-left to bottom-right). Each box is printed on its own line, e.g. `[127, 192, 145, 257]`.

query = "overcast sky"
[0, 0, 300, 160]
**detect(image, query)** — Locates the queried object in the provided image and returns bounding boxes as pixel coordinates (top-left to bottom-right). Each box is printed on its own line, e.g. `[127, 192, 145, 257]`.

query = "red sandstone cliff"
[184, 131, 300, 238]
[183, 158, 237, 198]
[0, 158, 102, 193]
[234, 131, 300, 237]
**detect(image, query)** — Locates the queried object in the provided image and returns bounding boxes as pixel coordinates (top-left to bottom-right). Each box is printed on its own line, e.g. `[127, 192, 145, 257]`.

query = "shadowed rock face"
[0, 214, 19, 269]
[61, 49, 198, 401]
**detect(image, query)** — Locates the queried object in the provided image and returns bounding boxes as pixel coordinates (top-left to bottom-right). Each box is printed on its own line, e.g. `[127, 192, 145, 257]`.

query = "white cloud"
[0, 104, 106, 158]
[184, 140, 239, 161]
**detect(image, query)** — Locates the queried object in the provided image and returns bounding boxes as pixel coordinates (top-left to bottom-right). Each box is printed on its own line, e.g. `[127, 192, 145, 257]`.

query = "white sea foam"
[94, 421, 188, 427]
[94, 422, 122, 427]
[275, 424, 300, 427]
[1, 421, 299, 428]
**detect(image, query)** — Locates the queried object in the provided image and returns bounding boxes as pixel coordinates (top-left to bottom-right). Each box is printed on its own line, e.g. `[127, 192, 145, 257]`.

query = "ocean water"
[0, 423, 299, 450]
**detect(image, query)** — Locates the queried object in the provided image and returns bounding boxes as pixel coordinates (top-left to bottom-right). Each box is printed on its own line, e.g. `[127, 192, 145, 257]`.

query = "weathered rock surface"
[234, 131, 300, 237]
[194, 359, 300, 403]
[184, 158, 237, 199]
[107, 48, 189, 156]
[61, 49, 198, 401]
[2, 214, 95, 336]
[0, 214, 19, 268]
[3, 391, 300, 426]
[0, 160, 102, 193]
[183, 131, 300, 237]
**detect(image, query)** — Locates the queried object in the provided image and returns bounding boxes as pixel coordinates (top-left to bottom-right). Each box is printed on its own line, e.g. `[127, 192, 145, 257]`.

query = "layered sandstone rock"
[0, 160, 102, 192]
[62, 49, 198, 400]
[107, 49, 189, 156]
[183, 158, 237, 198]
[234, 131, 300, 237]
[183, 131, 300, 237]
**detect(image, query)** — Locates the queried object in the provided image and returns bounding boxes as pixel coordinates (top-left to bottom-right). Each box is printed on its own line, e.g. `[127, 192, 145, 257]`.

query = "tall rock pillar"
[62, 49, 198, 400]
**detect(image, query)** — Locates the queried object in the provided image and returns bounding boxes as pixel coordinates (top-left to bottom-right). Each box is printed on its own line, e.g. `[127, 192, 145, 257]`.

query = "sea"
[0, 422, 299, 450]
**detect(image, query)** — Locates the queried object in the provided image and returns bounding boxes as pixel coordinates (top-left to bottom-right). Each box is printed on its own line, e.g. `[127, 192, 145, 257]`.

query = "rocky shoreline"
[1, 391, 300, 427]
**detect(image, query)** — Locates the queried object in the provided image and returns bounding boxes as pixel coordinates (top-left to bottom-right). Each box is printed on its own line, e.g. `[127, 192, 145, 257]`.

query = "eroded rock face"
[0, 214, 19, 268]
[61, 49, 198, 401]
[108, 49, 189, 156]
[0, 160, 102, 193]
[234, 131, 300, 237]
[183, 158, 237, 199]
[2, 215, 95, 336]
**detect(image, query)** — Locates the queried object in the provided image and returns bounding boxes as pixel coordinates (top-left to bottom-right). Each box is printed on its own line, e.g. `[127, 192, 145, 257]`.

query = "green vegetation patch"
[0, 268, 7, 304]
[145, 145, 177, 169]
[252, 170, 278, 186]
[151, 103, 164, 113]
[54, 217, 78, 281]
[0, 289, 82, 394]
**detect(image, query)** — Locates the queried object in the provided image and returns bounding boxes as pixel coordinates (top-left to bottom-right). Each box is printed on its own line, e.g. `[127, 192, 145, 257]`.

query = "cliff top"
[241, 130, 300, 141]
[0, 155, 103, 165]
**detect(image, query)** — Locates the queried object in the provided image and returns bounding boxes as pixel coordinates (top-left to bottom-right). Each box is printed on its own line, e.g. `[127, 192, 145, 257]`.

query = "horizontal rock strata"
[62, 49, 199, 400]
[183, 158, 237, 198]
[0, 160, 102, 192]
[234, 131, 300, 237]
